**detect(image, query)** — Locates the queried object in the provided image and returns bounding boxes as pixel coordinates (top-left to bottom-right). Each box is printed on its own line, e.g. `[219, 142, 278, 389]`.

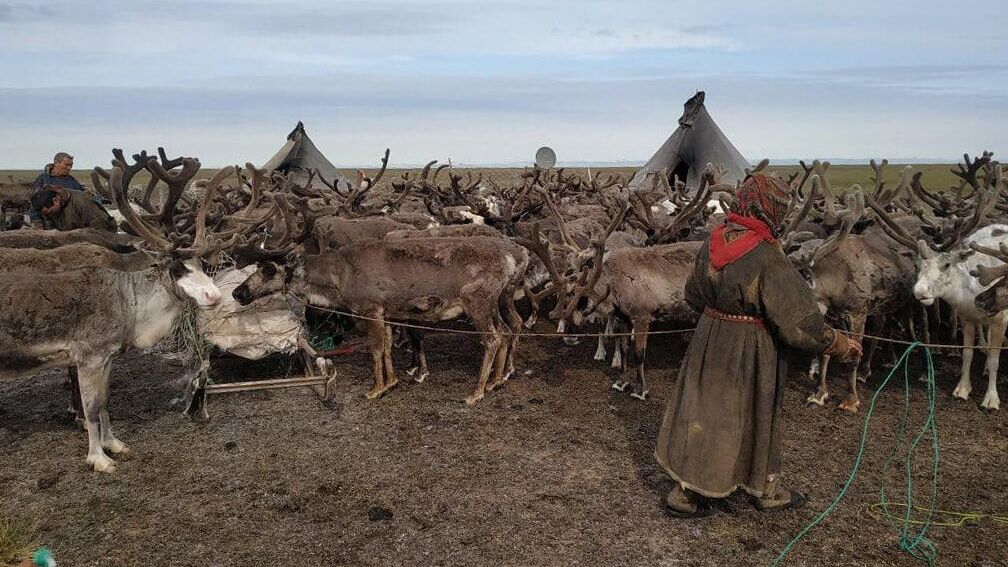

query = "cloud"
[0, 2, 55, 22]
[0, 1, 1006, 166]
[2, 69, 1005, 168]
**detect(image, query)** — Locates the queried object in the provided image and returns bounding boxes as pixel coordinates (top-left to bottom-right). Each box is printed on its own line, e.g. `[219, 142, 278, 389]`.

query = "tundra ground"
[2, 328, 1006, 567]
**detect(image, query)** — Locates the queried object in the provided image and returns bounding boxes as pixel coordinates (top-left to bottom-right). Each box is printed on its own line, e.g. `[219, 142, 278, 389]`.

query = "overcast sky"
[1, 0, 1006, 168]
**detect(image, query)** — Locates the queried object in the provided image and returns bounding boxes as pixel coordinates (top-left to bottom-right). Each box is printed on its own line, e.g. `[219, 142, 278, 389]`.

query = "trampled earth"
[2, 330, 1007, 566]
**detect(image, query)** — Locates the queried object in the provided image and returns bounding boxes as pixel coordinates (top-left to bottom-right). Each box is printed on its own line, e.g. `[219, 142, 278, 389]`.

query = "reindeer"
[874, 153, 1007, 410]
[552, 166, 722, 399]
[232, 208, 529, 405]
[789, 162, 924, 412]
[0, 149, 231, 473]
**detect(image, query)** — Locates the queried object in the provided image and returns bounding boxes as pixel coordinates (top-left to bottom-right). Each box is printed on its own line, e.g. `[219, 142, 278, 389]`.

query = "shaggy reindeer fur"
[795, 223, 919, 411]
[600, 241, 703, 399]
[0, 261, 221, 472]
[0, 228, 138, 252]
[0, 243, 150, 273]
[312, 216, 413, 251]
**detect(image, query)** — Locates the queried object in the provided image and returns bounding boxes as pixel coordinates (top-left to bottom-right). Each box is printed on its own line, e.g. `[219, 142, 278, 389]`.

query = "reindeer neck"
[121, 268, 188, 348]
[296, 256, 346, 308]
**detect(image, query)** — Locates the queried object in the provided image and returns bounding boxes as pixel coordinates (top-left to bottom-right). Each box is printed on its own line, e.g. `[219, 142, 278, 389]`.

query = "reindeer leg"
[365, 319, 388, 400]
[79, 356, 117, 473]
[857, 316, 881, 383]
[466, 309, 501, 406]
[952, 321, 975, 401]
[610, 317, 625, 374]
[94, 357, 128, 456]
[839, 314, 866, 413]
[502, 291, 522, 381]
[806, 355, 831, 407]
[67, 366, 85, 430]
[595, 318, 612, 361]
[406, 329, 429, 383]
[382, 323, 398, 394]
[487, 321, 511, 393]
[629, 317, 650, 400]
[981, 317, 1005, 410]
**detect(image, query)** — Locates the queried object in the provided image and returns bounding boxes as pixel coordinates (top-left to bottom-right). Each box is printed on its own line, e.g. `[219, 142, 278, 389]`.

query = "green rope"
[772, 343, 939, 566]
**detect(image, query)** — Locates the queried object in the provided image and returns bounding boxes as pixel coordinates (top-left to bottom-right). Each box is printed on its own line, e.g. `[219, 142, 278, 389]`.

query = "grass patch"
[0, 517, 37, 565]
[1, 163, 963, 193]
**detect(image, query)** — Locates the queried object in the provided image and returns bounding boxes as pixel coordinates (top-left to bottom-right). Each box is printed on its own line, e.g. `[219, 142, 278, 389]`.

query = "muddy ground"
[2, 330, 1007, 567]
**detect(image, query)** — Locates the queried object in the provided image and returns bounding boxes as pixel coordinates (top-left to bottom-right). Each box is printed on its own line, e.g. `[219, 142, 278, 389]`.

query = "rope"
[306, 304, 697, 338]
[772, 343, 940, 566]
[866, 502, 1008, 528]
[305, 304, 1008, 349]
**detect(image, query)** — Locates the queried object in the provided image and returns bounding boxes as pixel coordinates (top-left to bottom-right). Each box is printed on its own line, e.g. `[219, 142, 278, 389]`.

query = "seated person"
[30, 186, 118, 232]
[30, 151, 108, 224]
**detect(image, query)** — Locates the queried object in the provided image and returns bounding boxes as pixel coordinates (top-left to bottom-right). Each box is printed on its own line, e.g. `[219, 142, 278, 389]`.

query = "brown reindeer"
[233, 215, 529, 404]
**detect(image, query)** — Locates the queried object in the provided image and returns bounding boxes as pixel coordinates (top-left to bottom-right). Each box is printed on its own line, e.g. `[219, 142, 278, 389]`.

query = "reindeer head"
[913, 241, 975, 306]
[231, 194, 314, 306]
[107, 149, 232, 307]
[233, 261, 294, 306]
[164, 257, 222, 306]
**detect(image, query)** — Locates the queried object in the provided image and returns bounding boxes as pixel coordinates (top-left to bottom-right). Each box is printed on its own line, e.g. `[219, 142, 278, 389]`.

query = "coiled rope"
[773, 343, 940, 566]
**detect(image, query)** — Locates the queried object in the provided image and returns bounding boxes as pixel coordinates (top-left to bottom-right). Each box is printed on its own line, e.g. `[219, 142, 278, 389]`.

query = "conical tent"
[262, 121, 352, 191]
[630, 92, 750, 191]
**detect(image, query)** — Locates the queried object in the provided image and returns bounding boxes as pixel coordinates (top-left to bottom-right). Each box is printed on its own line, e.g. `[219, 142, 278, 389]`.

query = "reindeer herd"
[2, 146, 1008, 473]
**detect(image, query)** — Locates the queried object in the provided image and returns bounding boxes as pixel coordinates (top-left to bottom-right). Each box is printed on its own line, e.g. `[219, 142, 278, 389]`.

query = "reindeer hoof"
[415, 371, 429, 384]
[805, 392, 828, 407]
[952, 385, 972, 401]
[465, 393, 484, 406]
[103, 439, 129, 455]
[406, 367, 417, 377]
[630, 390, 649, 401]
[593, 351, 607, 362]
[611, 382, 628, 392]
[563, 337, 580, 346]
[981, 393, 1000, 411]
[486, 379, 506, 392]
[838, 399, 860, 413]
[87, 454, 117, 474]
[367, 382, 397, 400]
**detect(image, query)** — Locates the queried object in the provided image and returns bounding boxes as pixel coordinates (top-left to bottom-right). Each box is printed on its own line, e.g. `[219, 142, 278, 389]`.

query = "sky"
[1, 0, 1006, 168]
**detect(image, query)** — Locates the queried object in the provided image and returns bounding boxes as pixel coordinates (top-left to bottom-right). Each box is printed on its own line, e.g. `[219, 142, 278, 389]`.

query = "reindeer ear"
[917, 240, 935, 259]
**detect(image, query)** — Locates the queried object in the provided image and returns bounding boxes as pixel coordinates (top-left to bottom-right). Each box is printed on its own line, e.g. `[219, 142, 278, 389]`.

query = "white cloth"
[197, 266, 303, 360]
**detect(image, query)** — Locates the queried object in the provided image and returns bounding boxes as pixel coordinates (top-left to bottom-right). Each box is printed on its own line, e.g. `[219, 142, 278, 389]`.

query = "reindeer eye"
[168, 260, 188, 280]
[260, 263, 277, 278]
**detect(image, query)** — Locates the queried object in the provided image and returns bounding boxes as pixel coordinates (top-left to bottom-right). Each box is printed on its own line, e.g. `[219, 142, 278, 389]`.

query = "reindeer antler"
[971, 241, 1008, 286]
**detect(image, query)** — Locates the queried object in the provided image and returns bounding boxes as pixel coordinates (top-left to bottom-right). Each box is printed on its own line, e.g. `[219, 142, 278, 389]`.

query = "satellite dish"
[535, 146, 556, 169]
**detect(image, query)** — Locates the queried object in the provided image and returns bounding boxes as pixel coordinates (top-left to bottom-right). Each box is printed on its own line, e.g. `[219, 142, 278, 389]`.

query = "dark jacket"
[47, 189, 118, 232]
[30, 165, 88, 223]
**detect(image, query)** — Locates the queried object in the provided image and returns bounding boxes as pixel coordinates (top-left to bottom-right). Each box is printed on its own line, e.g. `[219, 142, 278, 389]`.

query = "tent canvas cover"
[262, 121, 352, 192]
[630, 92, 750, 190]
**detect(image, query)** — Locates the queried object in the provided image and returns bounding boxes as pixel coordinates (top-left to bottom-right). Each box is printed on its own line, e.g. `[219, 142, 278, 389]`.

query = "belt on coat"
[703, 306, 765, 329]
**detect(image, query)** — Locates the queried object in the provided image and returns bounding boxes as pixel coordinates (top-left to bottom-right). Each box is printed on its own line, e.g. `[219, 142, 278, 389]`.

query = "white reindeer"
[914, 224, 1008, 410]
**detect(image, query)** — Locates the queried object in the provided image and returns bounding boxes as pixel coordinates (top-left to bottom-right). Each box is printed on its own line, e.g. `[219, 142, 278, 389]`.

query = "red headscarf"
[709, 173, 790, 270]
